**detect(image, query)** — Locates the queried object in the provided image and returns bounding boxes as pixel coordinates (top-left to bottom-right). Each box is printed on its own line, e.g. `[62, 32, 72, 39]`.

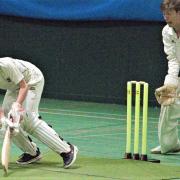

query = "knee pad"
[31, 121, 70, 154]
[12, 128, 37, 156]
[21, 112, 42, 134]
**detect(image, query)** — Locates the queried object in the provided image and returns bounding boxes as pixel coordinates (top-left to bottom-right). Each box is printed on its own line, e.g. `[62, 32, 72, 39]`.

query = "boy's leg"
[23, 113, 78, 168]
[151, 81, 180, 154]
[12, 128, 42, 164]
[158, 104, 180, 153]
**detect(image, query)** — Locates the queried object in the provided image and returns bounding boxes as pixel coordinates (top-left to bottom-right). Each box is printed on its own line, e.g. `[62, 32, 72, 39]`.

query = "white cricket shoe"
[151, 146, 161, 154]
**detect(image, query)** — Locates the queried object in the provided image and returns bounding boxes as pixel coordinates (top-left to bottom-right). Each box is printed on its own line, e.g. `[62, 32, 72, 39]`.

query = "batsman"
[0, 57, 78, 169]
[151, 0, 180, 154]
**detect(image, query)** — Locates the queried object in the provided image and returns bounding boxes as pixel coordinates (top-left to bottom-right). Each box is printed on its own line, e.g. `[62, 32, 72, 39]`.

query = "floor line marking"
[40, 107, 159, 119]
[40, 110, 159, 123]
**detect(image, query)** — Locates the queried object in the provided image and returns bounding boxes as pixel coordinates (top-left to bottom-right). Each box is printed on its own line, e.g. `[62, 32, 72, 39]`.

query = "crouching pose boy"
[151, 0, 180, 154]
[0, 57, 78, 168]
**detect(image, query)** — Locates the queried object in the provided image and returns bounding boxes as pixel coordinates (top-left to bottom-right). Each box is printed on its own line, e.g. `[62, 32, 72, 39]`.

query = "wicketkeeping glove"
[155, 85, 177, 106]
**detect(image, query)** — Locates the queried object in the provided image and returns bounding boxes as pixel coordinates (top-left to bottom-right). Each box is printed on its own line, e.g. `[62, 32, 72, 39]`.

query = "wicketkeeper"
[0, 57, 78, 168]
[151, 0, 180, 154]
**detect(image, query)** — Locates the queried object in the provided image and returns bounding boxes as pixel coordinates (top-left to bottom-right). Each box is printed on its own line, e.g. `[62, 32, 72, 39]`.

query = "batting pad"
[31, 120, 71, 154]
[12, 128, 37, 156]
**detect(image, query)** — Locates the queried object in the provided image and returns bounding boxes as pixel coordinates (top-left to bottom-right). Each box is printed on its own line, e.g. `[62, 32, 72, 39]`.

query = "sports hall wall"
[0, 1, 166, 105]
[0, 15, 166, 105]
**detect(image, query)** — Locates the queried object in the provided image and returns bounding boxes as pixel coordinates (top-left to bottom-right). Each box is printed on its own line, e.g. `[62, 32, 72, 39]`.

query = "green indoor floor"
[1, 96, 180, 179]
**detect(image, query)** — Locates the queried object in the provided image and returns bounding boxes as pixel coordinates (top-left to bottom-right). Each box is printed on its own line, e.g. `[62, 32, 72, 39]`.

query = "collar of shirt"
[166, 25, 179, 40]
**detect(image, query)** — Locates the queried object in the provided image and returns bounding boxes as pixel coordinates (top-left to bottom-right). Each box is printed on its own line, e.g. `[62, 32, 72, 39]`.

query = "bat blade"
[1, 126, 11, 175]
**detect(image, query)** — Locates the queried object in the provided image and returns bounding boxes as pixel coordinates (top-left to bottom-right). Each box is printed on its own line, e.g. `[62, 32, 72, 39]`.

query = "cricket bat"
[1, 126, 11, 175]
[1, 110, 21, 175]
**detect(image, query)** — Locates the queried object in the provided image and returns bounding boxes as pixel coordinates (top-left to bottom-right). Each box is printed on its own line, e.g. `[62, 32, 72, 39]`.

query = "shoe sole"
[150, 151, 161, 154]
[64, 146, 78, 168]
[151, 149, 180, 154]
[16, 155, 42, 165]
[150, 146, 161, 154]
[170, 149, 180, 153]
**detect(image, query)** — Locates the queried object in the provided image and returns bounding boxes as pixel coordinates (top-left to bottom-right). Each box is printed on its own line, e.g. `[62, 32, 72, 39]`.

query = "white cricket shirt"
[163, 25, 180, 86]
[0, 57, 43, 91]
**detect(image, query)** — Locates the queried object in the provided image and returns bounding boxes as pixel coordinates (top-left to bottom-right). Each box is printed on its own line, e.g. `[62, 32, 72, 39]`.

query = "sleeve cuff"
[164, 74, 179, 86]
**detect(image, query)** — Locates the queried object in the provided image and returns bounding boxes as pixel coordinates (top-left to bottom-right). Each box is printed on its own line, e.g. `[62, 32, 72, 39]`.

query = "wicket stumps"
[125, 81, 148, 161]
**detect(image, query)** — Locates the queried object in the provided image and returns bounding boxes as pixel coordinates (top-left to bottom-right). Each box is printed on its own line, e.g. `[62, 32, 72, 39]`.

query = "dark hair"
[161, 0, 180, 12]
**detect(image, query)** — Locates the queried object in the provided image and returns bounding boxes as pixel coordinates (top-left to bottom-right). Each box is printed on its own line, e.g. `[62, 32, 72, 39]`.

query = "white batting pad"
[12, 128, 37, 156]
[31, 120, 70, 154]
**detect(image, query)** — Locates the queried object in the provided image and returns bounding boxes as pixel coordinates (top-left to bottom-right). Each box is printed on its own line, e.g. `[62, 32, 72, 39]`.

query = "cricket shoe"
[60, 144, 78, 168]
[16, 148, 42, 165]
[150, 146, 161, 154]
[151, 145, 180, 154]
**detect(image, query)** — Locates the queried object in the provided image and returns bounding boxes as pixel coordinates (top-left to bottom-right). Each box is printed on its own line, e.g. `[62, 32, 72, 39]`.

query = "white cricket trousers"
[158, 80, 180, 153]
